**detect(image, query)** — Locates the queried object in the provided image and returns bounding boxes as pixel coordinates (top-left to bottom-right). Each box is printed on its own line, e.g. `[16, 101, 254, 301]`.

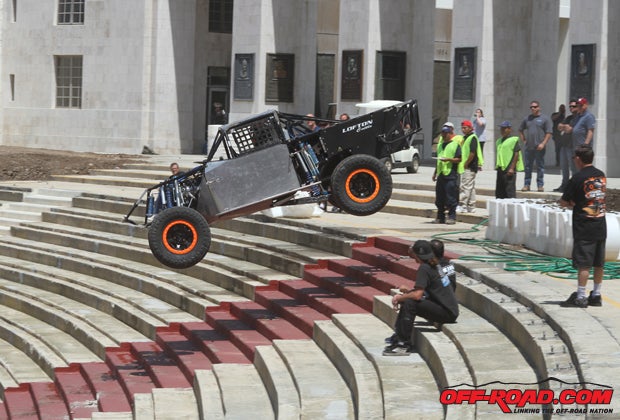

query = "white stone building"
[1, 0, 618, 175]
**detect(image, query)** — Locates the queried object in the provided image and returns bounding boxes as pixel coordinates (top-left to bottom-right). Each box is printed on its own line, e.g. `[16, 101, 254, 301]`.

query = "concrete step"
[193, 370, 224, 419]
[313, 320, 384, 419]
[0, 337, 50, 386]
[10, 221, 284, 299]
[50, 174, 157, 189]
[253, 345, 301, 419]
[0, 279, 141, 358]
[211, 364, 274, 419]
[0, 250, 185, 338]
[328, 313, 450, 419]
[272, 339, 356, 419]
[457, 259, 620, 414]
[0, 232, 232, 318]
[90, 168, 169, 180]
[0, 304, 100, 377]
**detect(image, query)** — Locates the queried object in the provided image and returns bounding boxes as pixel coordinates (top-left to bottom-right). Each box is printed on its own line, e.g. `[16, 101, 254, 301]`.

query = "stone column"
[230, 0, 317, 121]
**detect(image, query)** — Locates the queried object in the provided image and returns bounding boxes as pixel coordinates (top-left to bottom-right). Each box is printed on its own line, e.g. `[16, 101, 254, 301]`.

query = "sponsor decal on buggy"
[440, 378, 614, 415]
[342, 118, 373, 134]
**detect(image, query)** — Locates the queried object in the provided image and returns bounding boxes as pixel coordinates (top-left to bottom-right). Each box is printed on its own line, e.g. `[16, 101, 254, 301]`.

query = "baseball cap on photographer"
[409, 240, 434, 261]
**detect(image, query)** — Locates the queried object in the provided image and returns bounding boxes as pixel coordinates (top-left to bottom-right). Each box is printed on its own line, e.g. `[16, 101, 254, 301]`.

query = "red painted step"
[3, 384, 38, 419]
[54, 365, 99, 419]
[180, 322, 251, 364]
[352, 246, 419, 278]
[205, 308, 273, 360]
[0, 401, 7, 420]
[155, 326, 213, 382]
[254, 287, 329, 336]
[325, 258, 414, 293]
[372, 236, 461, 261]
[29, 381, 71, 418]
[277, 279, 368, 317]
[130, 342, 191, 389]
[303, 267, 380, 312]
[105, 344, 157, 401]
[79, 362, 132, 412]
[228, 301, 309, 340]
[372, 236, 412, 256]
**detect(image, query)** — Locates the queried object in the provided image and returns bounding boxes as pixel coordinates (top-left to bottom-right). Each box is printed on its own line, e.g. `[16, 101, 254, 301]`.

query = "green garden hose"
[433, 219, 620, 280]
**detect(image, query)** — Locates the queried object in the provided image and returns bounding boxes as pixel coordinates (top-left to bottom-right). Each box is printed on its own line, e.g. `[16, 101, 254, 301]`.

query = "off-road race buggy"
[124, 99, 421, 269]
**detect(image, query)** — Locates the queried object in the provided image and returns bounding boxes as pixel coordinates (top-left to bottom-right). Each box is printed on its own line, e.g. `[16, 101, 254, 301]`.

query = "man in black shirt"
[559, 146, 607, 307]
[383, 240, 459, 355]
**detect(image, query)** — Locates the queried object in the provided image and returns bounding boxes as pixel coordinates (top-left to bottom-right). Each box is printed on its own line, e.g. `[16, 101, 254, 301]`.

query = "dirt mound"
[0, 146, 143, 181]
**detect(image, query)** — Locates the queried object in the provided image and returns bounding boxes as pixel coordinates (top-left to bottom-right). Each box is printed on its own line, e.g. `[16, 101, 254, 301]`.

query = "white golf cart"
[356, 100, 422, 173]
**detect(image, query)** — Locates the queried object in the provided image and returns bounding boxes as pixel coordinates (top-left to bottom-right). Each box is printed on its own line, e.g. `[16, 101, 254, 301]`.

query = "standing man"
[495, 121, 523, 199]
[559, 146, 606, 307]
[519, 101, 553, 192]
[554, 99, 579, 192]
[457, 120, 483, 213]
[432, 123, 462, 225]
[565, 97, 596, 149]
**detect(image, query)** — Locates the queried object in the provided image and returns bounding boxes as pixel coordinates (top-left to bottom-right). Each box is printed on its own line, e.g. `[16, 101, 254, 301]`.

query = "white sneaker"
[456, 206, 466, 213]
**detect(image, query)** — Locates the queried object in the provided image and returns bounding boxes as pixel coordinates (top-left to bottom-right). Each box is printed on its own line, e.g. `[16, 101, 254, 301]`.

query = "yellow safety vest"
[495, 136, 524, 171]
[458, 133, 484, 173]
[437, 140, 463, 176]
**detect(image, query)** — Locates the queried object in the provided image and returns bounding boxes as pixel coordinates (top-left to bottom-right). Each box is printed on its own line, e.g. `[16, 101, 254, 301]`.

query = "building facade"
[1, 0, 618, 174]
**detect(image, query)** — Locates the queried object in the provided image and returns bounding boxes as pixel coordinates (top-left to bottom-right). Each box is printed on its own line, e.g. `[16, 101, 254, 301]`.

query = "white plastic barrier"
[486, 199, 620, 261]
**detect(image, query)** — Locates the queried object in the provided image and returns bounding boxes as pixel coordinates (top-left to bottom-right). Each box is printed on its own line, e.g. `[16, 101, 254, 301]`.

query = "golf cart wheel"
[330, 154, 392, 216]
[407, 154, 420, 173]
[381, 157, 393, 173]
[148, 207, 211, 269]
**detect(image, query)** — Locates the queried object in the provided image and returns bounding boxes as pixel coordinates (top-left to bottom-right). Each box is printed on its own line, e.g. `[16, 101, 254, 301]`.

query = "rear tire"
[148, 207, 211, 269]
[330, 155, 392, 216]
[407, 154, 420, 173]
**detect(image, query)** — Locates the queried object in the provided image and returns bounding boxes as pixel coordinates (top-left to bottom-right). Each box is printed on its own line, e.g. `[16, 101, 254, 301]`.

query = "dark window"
[58, 0, 84, 25]
[55, 55, 82, 108]
[375, 51, 406, 100]
[209, 0, 233, 33]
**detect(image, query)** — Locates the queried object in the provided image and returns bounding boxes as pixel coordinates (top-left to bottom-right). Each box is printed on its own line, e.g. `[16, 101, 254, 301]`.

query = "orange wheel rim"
[345, 169, 380, 203]
[162, 220, 198, 255]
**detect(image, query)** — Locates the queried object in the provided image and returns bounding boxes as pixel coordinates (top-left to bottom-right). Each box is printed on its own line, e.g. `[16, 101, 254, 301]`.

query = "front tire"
[330, 155, 392, 216]
[148, 207, 211, 269]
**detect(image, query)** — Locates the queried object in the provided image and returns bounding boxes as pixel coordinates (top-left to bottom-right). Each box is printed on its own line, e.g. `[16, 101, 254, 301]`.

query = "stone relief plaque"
[570, 44, 595, 103]
[234, 53, 254, 100]
[265, 53, 294, 103]
[453, 47, 476, 102]
[341, 50, 363, 101]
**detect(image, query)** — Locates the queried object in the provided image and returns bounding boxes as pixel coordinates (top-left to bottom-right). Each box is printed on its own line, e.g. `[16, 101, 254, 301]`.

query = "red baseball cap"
[461, 120, 473, 128]
[577, 97, 588, 106]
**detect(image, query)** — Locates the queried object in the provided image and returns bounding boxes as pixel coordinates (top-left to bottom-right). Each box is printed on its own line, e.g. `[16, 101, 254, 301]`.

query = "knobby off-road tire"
[148, 207, 211, 269]
[330, 154, 392, 216]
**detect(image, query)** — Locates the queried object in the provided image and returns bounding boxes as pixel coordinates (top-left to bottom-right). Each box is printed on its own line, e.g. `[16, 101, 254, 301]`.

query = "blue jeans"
[523, 148, 546, 188]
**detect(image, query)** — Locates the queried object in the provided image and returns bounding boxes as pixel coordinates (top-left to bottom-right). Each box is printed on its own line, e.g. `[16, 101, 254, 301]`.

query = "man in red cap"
[563, 97, 596, 149]
[457, 119, 483, 213]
